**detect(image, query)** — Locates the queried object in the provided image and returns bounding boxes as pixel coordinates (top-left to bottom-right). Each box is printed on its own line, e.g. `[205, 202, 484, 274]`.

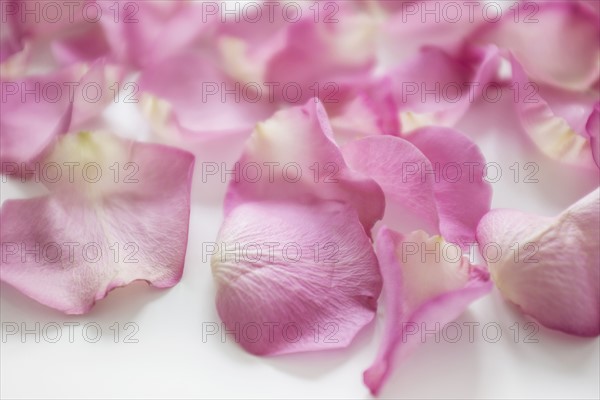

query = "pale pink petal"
[98, 1, 213, 69]
[363, 228, 492, 395]
[0, 3, 23, 62]
[329, 93, 399, 145]
[373, 0, 419, 13]
[214, 9, 289, 85]
[0, 132, 195, 314]
[217, 3, 377, 108]
[328, 76, 402, 144]
[1, 42, 42, 79]
[0, 61, 124, 166]
[405, 126, 493, 247]
[69, 61, 126, 128]
[511, 56, 597, 168]
[9, 0, 88, 37]
[51, 25, 110, 66]
[374, 46, 500, 133]
[472, 1, 600, 91]
[380, 1, 486, 68]
[342, 136, 440, 235]
[342, 128, 492, 247]
[212, 200, 382, 355]
[212, 97, 384, 356]
[361, 81, 402, 137]
[264, 16, 376, 107]
[0, 68, 74, 164]
[476, 188, 600, 336]
[586, 103, 600, 168]
[138, 51, 275, 140]
[6, 1, 106, 66]
[225, 98, 385, 232]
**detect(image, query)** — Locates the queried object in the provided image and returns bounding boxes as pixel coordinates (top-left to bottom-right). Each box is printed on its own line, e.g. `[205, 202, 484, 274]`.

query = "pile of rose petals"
[1, 0, 598, 396]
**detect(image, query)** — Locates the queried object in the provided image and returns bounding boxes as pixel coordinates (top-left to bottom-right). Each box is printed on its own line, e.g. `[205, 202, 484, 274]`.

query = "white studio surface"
[1, 87, 599, 400]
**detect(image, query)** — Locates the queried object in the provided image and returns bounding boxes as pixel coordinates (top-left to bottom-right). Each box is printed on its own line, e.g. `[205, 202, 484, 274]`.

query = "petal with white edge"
[0, 131, 195, 314]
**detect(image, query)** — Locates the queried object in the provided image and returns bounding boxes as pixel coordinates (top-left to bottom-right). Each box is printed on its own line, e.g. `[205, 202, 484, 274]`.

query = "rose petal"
[71, 61, 126, 128]
[342, 135, 440, 234]
[217, 3, 377, 108]
[98, 1, 213, 69]
[373, 45, 500, 133]
[138, 51, 275, 140]
[329, 93, 398, 145]
[511, 56, 597, 168]
[1, 68, 74, 165]
[0, 131, 195, 314]
[0, 4, 23, 62]
[214, 10, 289, 85]
[586, 102, 600, 168]
[9, 0, 88, 38]
[5, 1, 107, 67]
[51, 25, 110, 66]
[472, 1, 600, 91]
[342, 127, 492, 247]
[363, 228, 491, 395]
[581, 0, 600, 14]
[476, 188, 600, 336]
[405, 126, 493, 247]
[264, 15, 377, 107]
[0, 61, 124, 166]
[225, 98, 385, 232]
[380, 1, 485, 68]
[212, 200, 382, 355]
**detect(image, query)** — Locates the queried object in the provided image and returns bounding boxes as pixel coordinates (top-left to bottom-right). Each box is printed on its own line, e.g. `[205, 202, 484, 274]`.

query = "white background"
[1, 55, 600, 400]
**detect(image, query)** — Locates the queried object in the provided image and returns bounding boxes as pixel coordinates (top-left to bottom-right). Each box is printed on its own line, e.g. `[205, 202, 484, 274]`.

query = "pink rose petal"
[212, 200, 382, 355]
[6, 0, 107, 66]
[472, 0, 600, 91]
[0, 3, 23, 62]
[511, 56, 597, 168]
[0, 131, 195, 314]
[373, 45, 500, 132]
[212, 98, 386, 355]
[98, 1, 213, 69]
[330, 93, 400, 145]
[138, 51, 275, 141]
[343, 135, 440, 235]
[586, 103, 600, 168]
[1, 61, 124, 166]
[51, 25, 110, 66]
[342, 127, 492, 247]
[380, 1, 486, 66]
[264, 16, 376, 107]
[217, 3, 377, 108]
[405, 126, 493, 247]
[225, 98, 385, 232]
[363, 228, 492, 395]
[1, 68, 75, 165]
[476, 188, 600, 336]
